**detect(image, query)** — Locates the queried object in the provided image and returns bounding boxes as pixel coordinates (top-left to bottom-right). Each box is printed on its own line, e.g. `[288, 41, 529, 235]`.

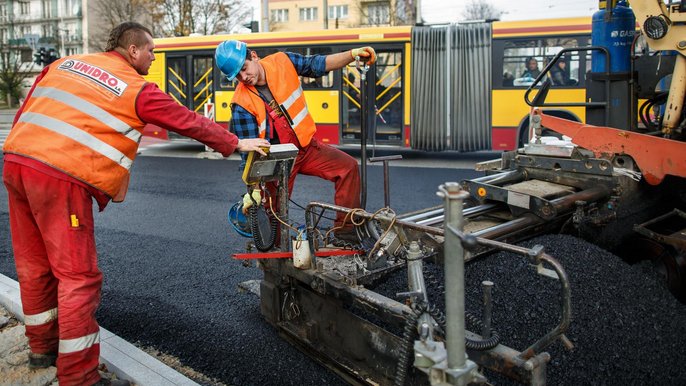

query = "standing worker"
[2, 22, 269, 386]
[215, 41, 376, 241]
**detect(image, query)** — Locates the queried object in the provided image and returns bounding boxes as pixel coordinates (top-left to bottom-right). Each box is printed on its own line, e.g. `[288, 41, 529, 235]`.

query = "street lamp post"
[59, 17, 66, 58]
[261, 0, 269, 32]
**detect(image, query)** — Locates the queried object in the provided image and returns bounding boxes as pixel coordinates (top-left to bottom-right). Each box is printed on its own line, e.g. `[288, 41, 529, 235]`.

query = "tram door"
[166, 54, 215, 118]
[341, 49, 403, 146]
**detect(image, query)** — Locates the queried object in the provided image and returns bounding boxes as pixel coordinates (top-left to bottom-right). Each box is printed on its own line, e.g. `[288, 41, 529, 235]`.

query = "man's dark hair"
[105, 22, 152, 52]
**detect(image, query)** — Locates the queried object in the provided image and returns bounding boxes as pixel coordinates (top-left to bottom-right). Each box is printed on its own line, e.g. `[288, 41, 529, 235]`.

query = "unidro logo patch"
[58, 60, 128, 96]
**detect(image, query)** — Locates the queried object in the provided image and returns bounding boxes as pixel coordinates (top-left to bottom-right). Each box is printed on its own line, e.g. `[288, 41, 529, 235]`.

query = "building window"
[328, 5, 348, 19]
[64, 0, 80, 16]
[300, 7, 318, 22]
[0, 4, 7, 21]
[19, 1, 30, 15]
[21, 26, 31, 36]
[0, 29, 7, 44]
[65, 22, 79, 42]
[367, 3, 390, 25]
[42, 0, 53, 18]
[271, 9, 288, 23]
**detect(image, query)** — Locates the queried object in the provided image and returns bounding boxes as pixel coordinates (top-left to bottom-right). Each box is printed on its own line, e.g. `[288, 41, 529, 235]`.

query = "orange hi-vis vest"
[3, 52, 147, 202]
[231, 52, 317, 147]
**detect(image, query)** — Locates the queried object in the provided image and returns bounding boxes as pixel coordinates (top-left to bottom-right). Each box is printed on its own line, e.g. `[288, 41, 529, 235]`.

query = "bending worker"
[2, 22, 268, 386]
[215, 41, 376, 241]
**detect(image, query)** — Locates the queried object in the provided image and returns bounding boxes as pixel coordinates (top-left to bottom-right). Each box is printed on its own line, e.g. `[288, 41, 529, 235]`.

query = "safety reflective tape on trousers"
[24, 307, 58, 326]
[31, 86, 141, 143]
[18, 112, 134, 170]
[59, 331, 100, 354]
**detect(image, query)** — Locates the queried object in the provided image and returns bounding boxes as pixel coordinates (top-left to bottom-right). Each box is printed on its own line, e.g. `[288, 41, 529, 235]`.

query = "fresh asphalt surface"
[0, 150, 483, 386]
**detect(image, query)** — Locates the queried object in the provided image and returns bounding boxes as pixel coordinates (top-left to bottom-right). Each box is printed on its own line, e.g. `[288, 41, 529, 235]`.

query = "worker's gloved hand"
[237, 138, 270, 156]
[351, 47, 377, 65]
[242, 189, 262, 215]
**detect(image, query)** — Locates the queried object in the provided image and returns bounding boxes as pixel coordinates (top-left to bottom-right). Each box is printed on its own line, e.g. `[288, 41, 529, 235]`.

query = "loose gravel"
[372, 234, 686, 385]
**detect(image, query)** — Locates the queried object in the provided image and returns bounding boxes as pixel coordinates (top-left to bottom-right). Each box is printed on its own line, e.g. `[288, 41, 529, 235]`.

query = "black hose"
[465, 312, 501, 350]
[421, 265, 500, 349]
[393, 302, 501, 386]
[423, 303, 501, 351]
[393, 308, 420, 386]
[249, 205, 277, 252]
[639, 98, 651, 130]
[639, 92, 668, 132]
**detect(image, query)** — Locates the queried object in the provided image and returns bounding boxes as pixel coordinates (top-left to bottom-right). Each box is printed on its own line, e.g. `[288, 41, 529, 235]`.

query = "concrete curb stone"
[0, 273, 200, 386]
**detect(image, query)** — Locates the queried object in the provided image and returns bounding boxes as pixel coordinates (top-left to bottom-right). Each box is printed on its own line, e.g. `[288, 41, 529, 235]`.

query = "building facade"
[0, 0, 84, 65]
[266, 0, 412, 32]
[0, 0, 152, 68]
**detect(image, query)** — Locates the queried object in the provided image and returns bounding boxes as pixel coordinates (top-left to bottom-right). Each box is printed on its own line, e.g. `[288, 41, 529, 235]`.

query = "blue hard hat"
[228, 201, 252, 238]
[215, 40, 247, 81]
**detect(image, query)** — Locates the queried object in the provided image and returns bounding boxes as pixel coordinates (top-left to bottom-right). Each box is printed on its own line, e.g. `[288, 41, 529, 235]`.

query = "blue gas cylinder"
[591, 0, 635, 73]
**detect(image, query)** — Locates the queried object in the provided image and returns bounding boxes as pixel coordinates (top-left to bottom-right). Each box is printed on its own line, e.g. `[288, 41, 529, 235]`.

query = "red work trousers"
[267, 120, 360, 226]
[3, 161, 102, 386]
[288, 137, 361, 226]
[264, 106, 360, 227]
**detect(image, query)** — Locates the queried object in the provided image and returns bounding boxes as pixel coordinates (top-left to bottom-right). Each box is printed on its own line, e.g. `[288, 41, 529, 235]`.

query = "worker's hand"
[351, 47, 377, 65]
[237, 138, 270, 156]
[242, 189, 262, 214]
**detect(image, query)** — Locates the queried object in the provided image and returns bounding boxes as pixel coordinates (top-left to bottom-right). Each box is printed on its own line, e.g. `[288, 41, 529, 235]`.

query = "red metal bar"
[539, 111, 686, 185]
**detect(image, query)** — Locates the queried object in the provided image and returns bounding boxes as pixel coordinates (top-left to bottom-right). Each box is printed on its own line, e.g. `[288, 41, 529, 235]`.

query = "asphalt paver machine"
[234, 1, 686, 384]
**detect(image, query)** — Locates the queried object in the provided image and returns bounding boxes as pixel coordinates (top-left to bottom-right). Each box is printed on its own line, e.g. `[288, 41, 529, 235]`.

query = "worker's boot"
[28, 352, 57, 369]
[92, 378, 131, 386]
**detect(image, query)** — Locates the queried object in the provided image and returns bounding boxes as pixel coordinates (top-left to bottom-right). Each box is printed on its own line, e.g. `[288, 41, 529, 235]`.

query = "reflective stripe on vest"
[32, 86, 142, 143]
[59, 331, 100, 354]
[19, 112, 134, 170]
[281, 86, 302, 109]
[2, 52, 146, 200]
[280, 86, 310, 129]
[259, 117, 267, 137]
[24, 307, 58, 326]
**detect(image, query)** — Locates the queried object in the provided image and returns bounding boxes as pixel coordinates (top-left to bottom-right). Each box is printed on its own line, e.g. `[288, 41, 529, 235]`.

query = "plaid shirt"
[230, 52, 327, 141]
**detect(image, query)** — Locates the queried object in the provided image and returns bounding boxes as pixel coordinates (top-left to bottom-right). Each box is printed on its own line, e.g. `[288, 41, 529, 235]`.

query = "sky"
[248, 0, 600, 25]
[422, 0, 599, 23]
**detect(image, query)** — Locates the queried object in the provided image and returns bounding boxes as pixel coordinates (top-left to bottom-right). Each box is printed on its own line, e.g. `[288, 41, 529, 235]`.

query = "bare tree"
[267, 14, 284, 32]
[151, 0, 252, 37]
[151, 0, 193, 36]
[194, 0, 253, 35]
[0, 46, 35, 108]
[90, 0, 154, 52]
[462, 0, 503, 21]
[393, 0, 417, 25]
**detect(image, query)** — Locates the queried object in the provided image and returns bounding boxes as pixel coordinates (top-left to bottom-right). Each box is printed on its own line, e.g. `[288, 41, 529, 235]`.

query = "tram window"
[289, 46, 334, 88]
[219, 76, 235, 89]
[501, 38, 581, 87]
